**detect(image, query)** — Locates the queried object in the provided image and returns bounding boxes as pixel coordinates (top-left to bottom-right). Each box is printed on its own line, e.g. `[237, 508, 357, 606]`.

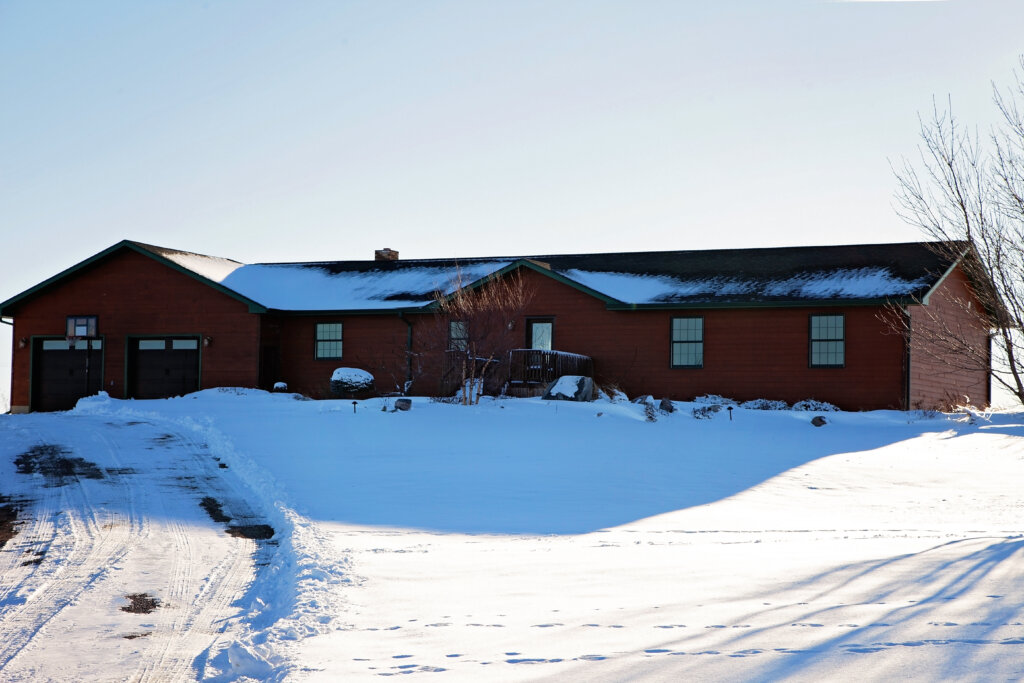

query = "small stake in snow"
[727, 405, 733, 421]
[352, 401, 358, 414]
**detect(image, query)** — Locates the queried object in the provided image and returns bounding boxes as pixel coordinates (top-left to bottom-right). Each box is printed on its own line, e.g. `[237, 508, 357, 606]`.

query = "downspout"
[398, 312, 414, 390]
[902, 305, 911, 410]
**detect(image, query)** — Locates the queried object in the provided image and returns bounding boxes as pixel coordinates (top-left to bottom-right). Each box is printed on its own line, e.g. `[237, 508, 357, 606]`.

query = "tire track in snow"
[0, 414, 269, 682]
[0, 417, 142, 672]
[129, 426, 260, 683]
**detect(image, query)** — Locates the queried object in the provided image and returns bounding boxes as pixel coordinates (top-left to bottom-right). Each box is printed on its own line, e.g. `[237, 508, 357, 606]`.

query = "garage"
[127, 337, 201, 400]
[31, 339, 104, 412]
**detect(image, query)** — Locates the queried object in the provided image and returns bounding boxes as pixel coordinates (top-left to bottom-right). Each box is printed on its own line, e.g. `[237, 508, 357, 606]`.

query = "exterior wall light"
[203, 336, 213, 347]
[19, 337, 28, 349]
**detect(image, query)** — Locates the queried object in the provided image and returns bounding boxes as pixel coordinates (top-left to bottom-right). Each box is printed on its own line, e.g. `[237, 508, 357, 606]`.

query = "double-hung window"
[671, 317, 703, 368]
[315, 323, 343, 360]
[809, 314, 844, 367]
[448, 321, 469, 351]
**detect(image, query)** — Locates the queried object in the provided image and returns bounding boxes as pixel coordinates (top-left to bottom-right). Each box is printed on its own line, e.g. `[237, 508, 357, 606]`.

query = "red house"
[0, 239, 990, 412]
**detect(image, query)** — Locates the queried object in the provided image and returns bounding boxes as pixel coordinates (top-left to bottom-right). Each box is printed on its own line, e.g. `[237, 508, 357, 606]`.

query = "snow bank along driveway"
[0, 410, 274, 682]
[1, 390, 1024, 681]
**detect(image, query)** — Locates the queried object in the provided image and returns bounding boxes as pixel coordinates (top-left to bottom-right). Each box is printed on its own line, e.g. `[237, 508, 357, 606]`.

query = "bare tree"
[893, 59, 1024, 405]
[428, 267, 535, 405]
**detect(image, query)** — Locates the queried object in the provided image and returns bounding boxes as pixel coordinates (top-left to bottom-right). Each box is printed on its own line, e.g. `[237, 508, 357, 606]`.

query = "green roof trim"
[0, 240, 268, 316]
[604, 296, 922, 311]
[424, 258, 624, 310]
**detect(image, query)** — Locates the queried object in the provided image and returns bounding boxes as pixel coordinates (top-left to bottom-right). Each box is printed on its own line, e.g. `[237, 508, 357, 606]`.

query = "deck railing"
[507, 348, 593, 387]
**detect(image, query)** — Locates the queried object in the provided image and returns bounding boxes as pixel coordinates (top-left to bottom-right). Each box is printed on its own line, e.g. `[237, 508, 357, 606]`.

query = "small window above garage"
[66, 315, 98, 338]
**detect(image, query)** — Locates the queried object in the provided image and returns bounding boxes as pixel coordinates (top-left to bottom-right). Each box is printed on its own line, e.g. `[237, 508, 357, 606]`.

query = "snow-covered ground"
[1, 390, 1023, 681]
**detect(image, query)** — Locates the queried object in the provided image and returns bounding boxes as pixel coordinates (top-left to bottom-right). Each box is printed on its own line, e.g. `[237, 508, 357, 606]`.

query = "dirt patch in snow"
[199, 496, 274, 540]
[121, 593, 161, 614]
[200, 496, 231, 523]
[21, 550, 45, 567]
[123, 631, 152, 640]
[0, 496, 19, 550]
[227, 524, 275, 540]
[15, 445, 104, 485]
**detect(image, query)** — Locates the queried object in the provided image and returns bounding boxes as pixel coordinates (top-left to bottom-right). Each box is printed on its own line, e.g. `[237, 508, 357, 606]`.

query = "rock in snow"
[543, 375, 594, 402]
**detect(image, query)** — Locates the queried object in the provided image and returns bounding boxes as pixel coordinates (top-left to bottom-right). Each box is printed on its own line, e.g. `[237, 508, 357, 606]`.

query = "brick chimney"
[374, 248, 399, 261]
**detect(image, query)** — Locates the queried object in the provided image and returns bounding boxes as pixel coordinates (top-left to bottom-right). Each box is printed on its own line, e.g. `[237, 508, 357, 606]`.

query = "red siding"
[487, 268, 908, 410]
[908, 266, 990, 409]
[8, 249, 259, 411]
[10, 252, 983, 412]
[272, 315, 414, 398]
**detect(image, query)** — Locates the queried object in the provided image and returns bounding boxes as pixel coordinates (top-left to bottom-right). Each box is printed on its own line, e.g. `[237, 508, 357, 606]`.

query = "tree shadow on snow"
[627, 536, 1024, 681]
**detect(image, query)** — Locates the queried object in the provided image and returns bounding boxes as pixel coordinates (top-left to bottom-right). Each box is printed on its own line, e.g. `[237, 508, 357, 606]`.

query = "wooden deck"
[506, 349, 593, 397]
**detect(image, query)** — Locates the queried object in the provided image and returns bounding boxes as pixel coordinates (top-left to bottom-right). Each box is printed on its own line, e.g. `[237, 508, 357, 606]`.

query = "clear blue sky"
[2, 0, 1023, 408]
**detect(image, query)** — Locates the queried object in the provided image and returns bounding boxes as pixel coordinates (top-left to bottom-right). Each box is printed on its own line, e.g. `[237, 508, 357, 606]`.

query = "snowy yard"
[1, 390, 1023, 681]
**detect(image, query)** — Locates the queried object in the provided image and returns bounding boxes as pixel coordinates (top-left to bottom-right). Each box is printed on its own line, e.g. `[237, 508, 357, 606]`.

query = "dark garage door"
[32, 339, 104, 412]
[128, 337, 201, 399]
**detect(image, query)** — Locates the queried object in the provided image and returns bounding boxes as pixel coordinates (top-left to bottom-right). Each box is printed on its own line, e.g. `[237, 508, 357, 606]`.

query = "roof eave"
[265, 305, 432, 316]
[919, 245, 969, 306]
[425, 259, 624, 310]
[0, 240, 269, 316]
[604, 296, 919, 311]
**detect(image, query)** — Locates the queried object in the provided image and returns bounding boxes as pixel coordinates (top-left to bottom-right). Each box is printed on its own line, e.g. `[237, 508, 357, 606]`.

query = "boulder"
[543, 375, 594, 402]
[658, 398, 675, 413]
[393, 398, 412, 412]
[811, 415, 828, 427]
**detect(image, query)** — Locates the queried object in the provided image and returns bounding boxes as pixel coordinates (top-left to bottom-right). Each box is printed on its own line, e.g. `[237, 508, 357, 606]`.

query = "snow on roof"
[559, 266, 929, 304]
[129, 240, 959, 311]
[218, 260, 513, 311]
[154, 248, 244, 284]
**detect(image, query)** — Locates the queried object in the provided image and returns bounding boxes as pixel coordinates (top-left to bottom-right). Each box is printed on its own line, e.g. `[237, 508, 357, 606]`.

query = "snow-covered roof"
[139, 240, 963, 310]
[0, 240, 966, 317]
[558, 266, 929, 305]
[219, 261, 513, 311]
[133, 242, 511, 311]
